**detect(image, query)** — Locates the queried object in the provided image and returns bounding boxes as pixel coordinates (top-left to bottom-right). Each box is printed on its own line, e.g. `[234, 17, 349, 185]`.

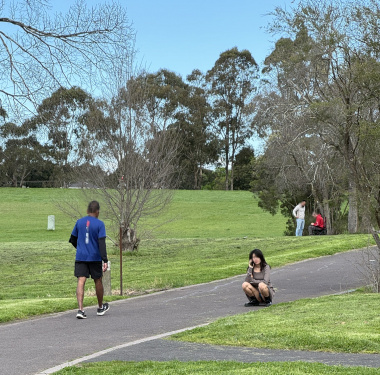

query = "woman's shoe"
[244, 297, 259, 307]
[264, 296, 272, 307]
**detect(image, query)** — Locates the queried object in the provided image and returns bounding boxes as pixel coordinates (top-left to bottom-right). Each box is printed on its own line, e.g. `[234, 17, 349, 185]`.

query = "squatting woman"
[242, 248, 274, 307]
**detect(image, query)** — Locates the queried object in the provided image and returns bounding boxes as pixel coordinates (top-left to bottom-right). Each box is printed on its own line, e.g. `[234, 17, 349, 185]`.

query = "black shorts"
[75, 261, 102, 279]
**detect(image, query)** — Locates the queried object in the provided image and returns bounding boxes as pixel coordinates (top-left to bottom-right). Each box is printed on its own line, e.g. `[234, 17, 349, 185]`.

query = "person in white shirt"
[292, 200, 306, 236]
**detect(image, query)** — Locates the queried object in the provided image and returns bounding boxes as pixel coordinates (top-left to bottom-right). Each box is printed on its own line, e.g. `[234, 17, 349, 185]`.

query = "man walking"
[292, 200, 306, 236]
[69, 200, 110, 319]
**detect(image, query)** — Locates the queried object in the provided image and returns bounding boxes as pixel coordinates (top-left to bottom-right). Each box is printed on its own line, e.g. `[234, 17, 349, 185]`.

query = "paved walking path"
[1, 249, 379, 375]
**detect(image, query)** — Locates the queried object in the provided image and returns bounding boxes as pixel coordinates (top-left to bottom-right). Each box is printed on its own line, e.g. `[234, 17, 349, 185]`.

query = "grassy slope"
[143, 189, 287, 238]
[1, 188, 83, 242]
[0, 188, 287, 242]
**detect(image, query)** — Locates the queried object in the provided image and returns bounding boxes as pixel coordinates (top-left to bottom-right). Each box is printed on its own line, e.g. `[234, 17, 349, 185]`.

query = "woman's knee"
[242, 282, 250, 290]
[258, 282, 268, 292]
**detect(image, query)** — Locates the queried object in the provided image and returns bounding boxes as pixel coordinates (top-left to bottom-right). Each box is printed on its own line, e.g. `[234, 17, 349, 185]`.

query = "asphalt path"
[1, 248, 379, 375]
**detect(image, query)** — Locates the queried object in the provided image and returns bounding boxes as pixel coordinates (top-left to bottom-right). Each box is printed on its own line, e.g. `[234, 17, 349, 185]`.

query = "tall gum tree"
[170, 69, 219, 189]
[264, 0, 380, 234]
[206, 47, 259, 190]
[24, 86, 92, 186]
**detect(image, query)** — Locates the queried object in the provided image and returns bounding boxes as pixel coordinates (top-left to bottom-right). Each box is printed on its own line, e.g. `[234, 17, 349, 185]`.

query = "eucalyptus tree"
[206, 48, 259, 190]
[252, 88, 348, 234]
[0, 120, 50, 187]
[263, 0, 380, 233]
[170, 69, 219, 189]
[24, 86, 92, 186]
[141, 69, 189, 132]
[233, 147, 256, 191]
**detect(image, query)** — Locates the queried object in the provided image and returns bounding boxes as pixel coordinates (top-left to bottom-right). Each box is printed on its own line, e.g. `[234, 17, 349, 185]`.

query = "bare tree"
[0, 0, 134, 117]
[79, 74, 179, 251]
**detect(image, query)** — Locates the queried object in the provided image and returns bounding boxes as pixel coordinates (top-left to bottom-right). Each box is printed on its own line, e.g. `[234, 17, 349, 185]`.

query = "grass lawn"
[54, 361, 380, 375]
[0, 188, 287, 242]
[0, 187, 375, 324]
[171, 292, 380, 354]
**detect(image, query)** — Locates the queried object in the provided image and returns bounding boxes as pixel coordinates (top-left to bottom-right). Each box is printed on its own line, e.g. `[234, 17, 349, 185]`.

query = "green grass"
[171, 292, 380, 354]
[143, 189, 287, 238]
[0, 188, 286, 242]
[1, 187, 83, 242]
[0, 187, 375, 324]
[0, 235, 372, 322]
[54, 361, 380, 375]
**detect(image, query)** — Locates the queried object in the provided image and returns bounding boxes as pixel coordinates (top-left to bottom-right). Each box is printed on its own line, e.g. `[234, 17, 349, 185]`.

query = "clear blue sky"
[125, 0, 297, 78]
[55, 0, 297, 78]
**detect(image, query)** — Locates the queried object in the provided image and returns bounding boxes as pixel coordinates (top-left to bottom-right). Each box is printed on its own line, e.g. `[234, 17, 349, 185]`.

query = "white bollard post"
[47, 215, 55, 231]
[103, 261, 112, 296]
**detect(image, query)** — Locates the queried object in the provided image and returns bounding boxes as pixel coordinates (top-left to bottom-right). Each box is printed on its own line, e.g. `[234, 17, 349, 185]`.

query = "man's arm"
[316, 215, 324, 228]
[99, 237, 108, 263]
[69, 235, 77, 249]
[292, 205, 299, 217]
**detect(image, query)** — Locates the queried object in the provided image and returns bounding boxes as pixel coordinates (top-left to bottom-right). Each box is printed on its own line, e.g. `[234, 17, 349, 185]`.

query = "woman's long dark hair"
[249, 248, 269, 271]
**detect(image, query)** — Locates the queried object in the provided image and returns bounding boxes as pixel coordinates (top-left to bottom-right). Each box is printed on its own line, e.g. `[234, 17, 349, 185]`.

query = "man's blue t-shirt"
[71, 216, 106, 262]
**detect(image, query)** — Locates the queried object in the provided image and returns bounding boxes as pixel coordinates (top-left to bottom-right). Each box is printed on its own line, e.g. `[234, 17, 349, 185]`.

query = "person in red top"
[308, 209, 325, 235]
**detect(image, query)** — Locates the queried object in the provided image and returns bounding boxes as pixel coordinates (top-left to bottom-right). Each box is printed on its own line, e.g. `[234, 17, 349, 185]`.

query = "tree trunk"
[375, 188, 380, 228]
[121, 225, 140, 251]
[230, 161, 234, 191]
[369, 226, 380, 251]
[224, 142, 229, 190]
[230, 128, 236, 191]
[322, 185, 331, 234]
[194, 166, 198, 190]
[348, 178, 358, 233]
[199, 165, 203, 190]
[224, 120, 230, 191]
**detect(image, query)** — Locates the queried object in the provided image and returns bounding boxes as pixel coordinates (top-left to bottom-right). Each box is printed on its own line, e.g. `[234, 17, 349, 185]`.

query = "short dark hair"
[87, 200, 100, 213]
[315, 208, 321, 215]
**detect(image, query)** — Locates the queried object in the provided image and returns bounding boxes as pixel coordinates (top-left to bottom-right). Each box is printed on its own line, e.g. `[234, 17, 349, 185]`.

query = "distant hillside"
[0, 188, 286, 242]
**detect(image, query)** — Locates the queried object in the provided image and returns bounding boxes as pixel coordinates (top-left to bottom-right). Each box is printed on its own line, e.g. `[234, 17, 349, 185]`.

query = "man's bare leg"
[76, 276, 87, 311]
[94, 277, 104, 308]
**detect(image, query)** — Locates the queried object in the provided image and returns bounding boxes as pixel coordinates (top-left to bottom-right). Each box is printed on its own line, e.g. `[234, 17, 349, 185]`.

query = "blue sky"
[51, 0, 297, 153]
[55, 0, 297, 78]
[125, 0, 297, 78]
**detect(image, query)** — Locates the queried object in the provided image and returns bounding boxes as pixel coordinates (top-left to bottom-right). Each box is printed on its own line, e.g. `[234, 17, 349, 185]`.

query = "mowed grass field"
[0, 188, 287, 242]
[0, 187, 374, 324]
